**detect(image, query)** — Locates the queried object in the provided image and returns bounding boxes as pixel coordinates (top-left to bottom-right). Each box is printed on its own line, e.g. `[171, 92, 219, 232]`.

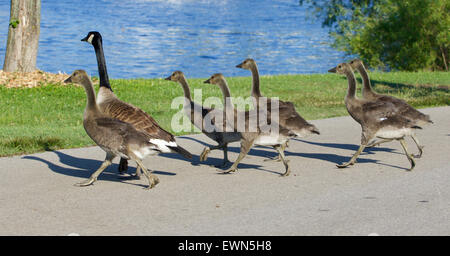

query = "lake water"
[0, 0, 345, 79]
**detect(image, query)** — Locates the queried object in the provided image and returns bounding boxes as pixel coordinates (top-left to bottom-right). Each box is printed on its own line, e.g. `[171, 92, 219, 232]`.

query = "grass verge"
[1, 72, 449, 157]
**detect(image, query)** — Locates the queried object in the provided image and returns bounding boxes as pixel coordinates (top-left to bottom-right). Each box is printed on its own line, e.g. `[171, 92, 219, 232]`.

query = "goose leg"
[263, 155, 281, 162]
[398, 138, 416, 171]
[337, 144, 366, 168]
[199, 147, 210, 162]
[275, 145, 291, 176]
[410, 134, 424, 158]
[135, 159, 160, 189]
[367, 139, 392, 148]
[216, 144, 231, 168]
[75, 153, 114, 187]
[134, 166, 142, 178]
[117, 165, 142, 180]
[130, 165, 142, 179]
[118, 158, 128, 174]
[200, 144, 224, 162]
[218, 139, 254, 174]
[264, 142, 287, 162]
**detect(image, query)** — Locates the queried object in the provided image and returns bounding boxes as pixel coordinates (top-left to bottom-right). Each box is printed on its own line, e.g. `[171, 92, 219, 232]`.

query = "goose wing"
[361, 100, 420, 128]
[102, 98, 176, 143]
[92, 117, 146, 155]
[277, 100, 319, 135]
[95, 117, 133, 136]
[378, 95, 432, 123]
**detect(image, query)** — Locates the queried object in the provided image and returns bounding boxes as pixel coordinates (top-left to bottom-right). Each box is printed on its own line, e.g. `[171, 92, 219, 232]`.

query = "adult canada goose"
[236, 58, 320, 160]
[82, 31, 191, 177]
[329, 63, 422, 171]
[64, 70, 161, 189]
[164, 71, 241, 167]
[204, 73, 296, 176]
[348, 59, 432, 157]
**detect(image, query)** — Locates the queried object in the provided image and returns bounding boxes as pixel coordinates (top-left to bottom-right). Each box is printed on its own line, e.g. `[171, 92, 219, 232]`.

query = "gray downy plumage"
[204, 73, 296, 176]
[328, 63, 422, 171]
[348, 58, 432, 158]
[165, 71, 241, 168]
[236, 58, 320, 161]
[64, 70, 163, 189]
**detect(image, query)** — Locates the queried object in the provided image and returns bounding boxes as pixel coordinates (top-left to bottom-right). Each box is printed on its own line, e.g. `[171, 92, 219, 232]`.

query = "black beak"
[164, 76, 171, 81]
[64, 76, 72, 84]
[204, 78, 211, 84]
[328, 67, 337, 73]
[236, 63, 243, 68]
[81, 35, 88, 42]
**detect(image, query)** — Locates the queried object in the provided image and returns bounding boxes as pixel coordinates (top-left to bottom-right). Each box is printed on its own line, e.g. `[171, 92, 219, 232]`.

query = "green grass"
[1, 72, 449, 157]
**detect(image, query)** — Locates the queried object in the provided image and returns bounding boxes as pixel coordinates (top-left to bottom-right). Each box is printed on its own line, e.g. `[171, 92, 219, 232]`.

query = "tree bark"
[3, 0, 41, 72]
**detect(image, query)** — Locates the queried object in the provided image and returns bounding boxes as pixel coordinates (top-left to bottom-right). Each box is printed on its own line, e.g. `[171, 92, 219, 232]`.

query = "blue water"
[0, 0, 345, 79]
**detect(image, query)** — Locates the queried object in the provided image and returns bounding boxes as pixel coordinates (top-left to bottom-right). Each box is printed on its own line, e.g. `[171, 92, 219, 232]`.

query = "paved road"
[1, 106, 449, 235]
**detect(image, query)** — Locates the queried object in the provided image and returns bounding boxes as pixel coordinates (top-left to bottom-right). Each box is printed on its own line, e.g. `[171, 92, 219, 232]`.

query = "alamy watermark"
[170, 89, 280, 135]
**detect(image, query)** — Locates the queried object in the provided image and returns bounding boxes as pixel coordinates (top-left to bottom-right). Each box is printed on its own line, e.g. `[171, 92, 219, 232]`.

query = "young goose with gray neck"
[165, 71, 241, 168]
[348, 59, 432, 157]
[329, 63, 422, 171]
[236, 58, 320, 161]
[64, 70, 161, 189]
[81, 32, 191, 178]
[204, 73, 295, 176]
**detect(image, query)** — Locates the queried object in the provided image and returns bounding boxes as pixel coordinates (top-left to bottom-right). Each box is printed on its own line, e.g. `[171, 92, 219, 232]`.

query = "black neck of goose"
[178, 76, 192, 101]
[357, 64, 373, 96]
[92, 37, 112, 92]
[250, 64, 262, 98]
[344, 69, 357, 99]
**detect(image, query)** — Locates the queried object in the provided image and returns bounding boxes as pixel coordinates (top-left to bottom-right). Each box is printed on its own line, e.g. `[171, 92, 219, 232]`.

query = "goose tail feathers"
[168, 145, 193, 159]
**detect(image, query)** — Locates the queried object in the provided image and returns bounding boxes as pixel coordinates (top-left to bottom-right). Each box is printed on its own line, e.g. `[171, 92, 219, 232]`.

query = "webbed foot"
[217, 168, 237, 174]
[412, 146, 424, 159]
[74, 178, 96, 187]
[144, 174, 160, 190]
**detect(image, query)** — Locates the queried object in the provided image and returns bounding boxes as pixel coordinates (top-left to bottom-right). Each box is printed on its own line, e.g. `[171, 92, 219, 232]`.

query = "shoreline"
[1, 70, 449, 89]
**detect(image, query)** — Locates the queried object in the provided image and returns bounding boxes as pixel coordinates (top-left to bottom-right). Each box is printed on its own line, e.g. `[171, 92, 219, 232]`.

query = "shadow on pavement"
[22, 150, 177, 185]
[179, 136, 411, 171]
[293, 138, 397, 154]
[180, 136, 383, 166]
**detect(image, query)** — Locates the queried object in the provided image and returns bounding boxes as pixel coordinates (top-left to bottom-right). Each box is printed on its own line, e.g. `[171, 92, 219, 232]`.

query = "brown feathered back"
[97, 87, 175, 143]
[349, 59, 432, 126]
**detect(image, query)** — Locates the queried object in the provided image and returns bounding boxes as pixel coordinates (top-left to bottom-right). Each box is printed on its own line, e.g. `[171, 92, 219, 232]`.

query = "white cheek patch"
[87, 34, 94, 44]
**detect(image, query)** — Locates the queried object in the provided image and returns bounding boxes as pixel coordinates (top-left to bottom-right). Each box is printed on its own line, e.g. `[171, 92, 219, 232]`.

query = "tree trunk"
[3, 0, 41, 72]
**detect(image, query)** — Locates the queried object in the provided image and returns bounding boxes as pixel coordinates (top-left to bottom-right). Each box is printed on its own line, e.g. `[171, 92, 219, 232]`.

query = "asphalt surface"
[1, 106, 449, 235]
